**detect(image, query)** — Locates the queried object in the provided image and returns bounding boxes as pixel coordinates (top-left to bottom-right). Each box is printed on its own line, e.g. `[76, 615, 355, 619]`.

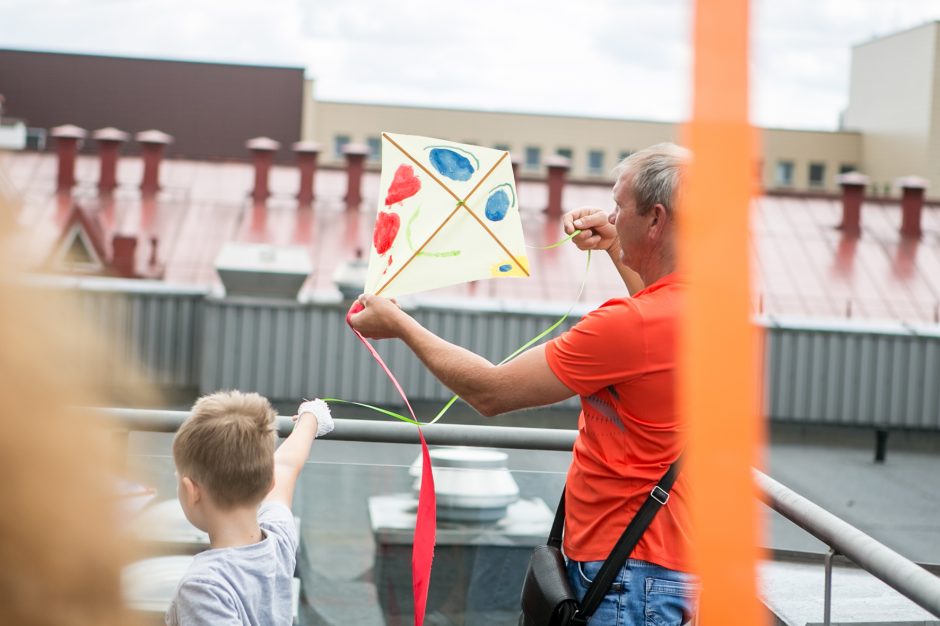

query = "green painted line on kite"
[406, 205, 462, 258]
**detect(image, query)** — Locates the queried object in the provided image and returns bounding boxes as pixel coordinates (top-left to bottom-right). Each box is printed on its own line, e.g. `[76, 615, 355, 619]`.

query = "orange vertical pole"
[681, 0, 764, 624]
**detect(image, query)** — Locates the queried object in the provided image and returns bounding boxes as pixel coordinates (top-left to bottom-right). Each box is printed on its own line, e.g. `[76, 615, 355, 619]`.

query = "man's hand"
[563, 207, 643, 294]
[563, 207, 619, 253]
[348, 294, 410, 340]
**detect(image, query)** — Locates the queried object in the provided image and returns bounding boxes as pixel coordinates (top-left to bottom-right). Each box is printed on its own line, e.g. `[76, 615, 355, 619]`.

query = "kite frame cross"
[374, 132, 530, 297]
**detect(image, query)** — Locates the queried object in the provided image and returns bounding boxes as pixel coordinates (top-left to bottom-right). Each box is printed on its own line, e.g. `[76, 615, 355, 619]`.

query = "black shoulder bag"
[519, 458, 682, 626]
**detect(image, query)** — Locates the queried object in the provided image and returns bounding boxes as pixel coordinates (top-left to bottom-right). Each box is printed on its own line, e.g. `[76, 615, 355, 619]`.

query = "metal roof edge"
[761, 313, 913, 336]
[19, 273, 209, 296]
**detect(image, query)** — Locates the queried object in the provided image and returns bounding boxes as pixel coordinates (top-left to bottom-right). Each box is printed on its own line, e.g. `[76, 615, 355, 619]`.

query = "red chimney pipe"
[51, 125, 87, 194]
[544, 155, 571, 218]
[293, 141, 321, 208]
[343, 143, 371, 211]
[246, 136, 281, 203]
[136, 130, 173, 196]
[111, 235, 137, 278]
[837, 171, 869, 237]
[93, 127, 129, 194]
[898, 176, 928, 239]
[510, 152, 521, 191]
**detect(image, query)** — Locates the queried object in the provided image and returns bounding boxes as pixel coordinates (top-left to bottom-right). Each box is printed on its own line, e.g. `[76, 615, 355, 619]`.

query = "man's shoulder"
[606, 278, 683, 319]
[584, 296, 645, 324]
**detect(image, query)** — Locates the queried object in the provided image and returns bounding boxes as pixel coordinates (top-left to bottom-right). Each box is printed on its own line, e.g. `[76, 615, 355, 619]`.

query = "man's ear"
[182, 476, 202, 506]
[648, 204, 669, 238]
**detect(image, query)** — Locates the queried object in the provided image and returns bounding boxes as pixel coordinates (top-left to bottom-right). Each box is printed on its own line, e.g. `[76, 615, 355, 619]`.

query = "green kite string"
[325, 230, 590, 426]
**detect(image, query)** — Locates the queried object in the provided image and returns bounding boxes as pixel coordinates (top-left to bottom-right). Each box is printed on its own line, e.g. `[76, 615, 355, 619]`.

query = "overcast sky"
[2, 0, 939, 130]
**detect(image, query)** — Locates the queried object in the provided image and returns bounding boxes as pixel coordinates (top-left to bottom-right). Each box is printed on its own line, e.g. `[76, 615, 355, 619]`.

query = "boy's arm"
[264, 399, 333, 508]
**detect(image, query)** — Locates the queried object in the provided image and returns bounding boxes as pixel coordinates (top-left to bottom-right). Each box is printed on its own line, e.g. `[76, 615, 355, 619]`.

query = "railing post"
[874, 429, 889, 463]
[824, 548, 837, 625]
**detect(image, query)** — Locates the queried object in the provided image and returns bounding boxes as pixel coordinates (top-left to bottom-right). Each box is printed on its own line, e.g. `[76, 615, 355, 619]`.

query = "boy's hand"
[297, 398, 334, 438]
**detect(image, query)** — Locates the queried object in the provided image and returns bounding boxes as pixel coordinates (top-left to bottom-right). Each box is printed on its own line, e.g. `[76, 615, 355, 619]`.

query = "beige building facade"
[844, 21, 939, 193]
[302, 21, 937, 197]
[304, 98, 863, 193]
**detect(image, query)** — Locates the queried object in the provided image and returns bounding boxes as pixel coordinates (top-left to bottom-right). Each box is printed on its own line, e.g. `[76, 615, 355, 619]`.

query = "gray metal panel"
[194, 299, 581, 412]
[68, 288, 201, 391]
[763, 322, 940, 429]
[40, 278, 940, 430]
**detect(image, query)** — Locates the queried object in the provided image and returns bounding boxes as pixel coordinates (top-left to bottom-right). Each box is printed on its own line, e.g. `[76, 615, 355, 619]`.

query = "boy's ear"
[182, 476, 202, 505]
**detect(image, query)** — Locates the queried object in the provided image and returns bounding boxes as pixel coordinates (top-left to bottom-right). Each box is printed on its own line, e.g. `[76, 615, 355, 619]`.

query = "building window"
[808, 163, 826, 187]
[525, 146, 541, 170]
[334, 135, 350, 159]
[588, 150, 604, 175]
[775, 160, 794, 187]
[839, 163, 857, 175]
[618, 150, 633, 163]
[367, 136, 381, 162]
[556, 147, 573, 161]
[493, 143, 511, 153]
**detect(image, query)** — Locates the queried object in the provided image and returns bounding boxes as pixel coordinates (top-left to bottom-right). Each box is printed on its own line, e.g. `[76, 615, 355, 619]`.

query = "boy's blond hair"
[173, 390, 277, 508]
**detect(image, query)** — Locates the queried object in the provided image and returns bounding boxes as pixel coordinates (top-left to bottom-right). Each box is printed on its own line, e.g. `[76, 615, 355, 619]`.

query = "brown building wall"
[0, 49, 304, 161]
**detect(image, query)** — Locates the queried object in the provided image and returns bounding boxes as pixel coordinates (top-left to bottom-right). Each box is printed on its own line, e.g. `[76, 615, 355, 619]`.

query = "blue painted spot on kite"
[429, 148, 474, 182]
[485, 189, 511, 221]
[499, 264, 512, 272]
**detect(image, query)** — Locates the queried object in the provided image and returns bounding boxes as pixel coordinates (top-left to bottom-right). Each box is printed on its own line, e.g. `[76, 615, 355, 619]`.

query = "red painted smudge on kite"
[373, 211, 400, 255]
[385, 164, 421, 206]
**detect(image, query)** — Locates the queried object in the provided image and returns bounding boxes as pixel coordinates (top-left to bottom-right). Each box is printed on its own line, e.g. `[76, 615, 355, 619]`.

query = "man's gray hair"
[615, 143, 691, 216]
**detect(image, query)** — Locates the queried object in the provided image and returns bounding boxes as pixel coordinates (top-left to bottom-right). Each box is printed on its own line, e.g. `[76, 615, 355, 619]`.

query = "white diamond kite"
[364, 132, 529, 298]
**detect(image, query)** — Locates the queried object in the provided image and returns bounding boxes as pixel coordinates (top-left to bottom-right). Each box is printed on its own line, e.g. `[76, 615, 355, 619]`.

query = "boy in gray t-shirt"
[166, 392, 333, 625]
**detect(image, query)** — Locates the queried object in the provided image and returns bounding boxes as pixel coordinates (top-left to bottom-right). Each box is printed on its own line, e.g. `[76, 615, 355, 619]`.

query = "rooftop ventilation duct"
[214, 242, 312, 300]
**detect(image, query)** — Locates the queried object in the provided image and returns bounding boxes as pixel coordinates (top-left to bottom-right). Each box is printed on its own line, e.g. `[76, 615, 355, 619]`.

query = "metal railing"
[755, 471, 940, 622]
[105, 407, 940, 622]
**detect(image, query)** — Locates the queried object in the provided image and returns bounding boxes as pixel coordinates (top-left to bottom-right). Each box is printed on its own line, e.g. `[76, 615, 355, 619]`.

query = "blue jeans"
[565, 558, 697, 626]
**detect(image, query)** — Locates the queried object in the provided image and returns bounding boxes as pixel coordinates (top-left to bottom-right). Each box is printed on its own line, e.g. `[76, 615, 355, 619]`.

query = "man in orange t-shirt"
[350, 143, 696, 625]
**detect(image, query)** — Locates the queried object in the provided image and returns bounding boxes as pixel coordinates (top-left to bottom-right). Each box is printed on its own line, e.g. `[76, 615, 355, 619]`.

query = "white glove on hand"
[297, 399, 334, 438]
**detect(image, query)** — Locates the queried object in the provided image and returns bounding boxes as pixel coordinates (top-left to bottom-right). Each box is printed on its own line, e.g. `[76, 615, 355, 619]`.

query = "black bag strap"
[578, 457, 683, 619]
[548, 455, 683, 623]
[547, 487, 567, 549]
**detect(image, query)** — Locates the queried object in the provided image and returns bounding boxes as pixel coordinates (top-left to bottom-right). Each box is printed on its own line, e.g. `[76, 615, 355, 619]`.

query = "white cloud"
[750, 0, 940, 128]
[2, 0, 940, 129]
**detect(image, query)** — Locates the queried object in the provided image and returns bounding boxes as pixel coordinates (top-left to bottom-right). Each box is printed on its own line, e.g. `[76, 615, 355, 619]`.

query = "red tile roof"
[5, 151, 939, 323]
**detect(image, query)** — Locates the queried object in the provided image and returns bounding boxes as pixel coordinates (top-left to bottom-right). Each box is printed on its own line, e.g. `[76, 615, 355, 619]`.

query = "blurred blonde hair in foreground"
[0, 175, 149, 625]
